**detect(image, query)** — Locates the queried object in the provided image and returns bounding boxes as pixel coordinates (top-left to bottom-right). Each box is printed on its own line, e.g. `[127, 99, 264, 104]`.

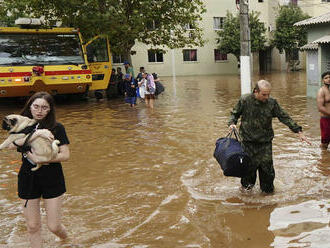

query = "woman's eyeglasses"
[31, 104, 50, 111]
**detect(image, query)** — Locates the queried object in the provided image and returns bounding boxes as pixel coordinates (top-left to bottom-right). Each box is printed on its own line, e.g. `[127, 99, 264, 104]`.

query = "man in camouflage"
[228, 80, 310, 193]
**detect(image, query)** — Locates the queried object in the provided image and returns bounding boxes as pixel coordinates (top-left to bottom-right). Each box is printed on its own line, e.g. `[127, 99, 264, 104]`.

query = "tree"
[0, 0, 206, 62]
[272, 4, 310, 70]
[216, 11, 266, 62]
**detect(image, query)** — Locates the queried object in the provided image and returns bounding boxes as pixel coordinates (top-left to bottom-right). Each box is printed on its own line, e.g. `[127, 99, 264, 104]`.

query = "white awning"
[299, 43, 318, 51]
[294, 12, 330, 26]
[312, 35, 330, 44]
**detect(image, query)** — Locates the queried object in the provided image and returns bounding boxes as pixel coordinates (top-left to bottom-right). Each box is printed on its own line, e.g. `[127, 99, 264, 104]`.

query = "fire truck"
[0, 18, 111, 98]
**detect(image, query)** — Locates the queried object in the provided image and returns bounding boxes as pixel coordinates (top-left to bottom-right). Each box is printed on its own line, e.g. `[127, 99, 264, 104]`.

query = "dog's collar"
[9, 123, 38, 135]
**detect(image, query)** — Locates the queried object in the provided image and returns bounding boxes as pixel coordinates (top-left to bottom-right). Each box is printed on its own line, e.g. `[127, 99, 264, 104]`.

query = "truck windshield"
[0, 33, 85, 65]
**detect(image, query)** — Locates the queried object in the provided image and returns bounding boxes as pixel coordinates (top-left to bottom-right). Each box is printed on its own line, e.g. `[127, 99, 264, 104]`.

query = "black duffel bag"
[213, 128, 251, 178]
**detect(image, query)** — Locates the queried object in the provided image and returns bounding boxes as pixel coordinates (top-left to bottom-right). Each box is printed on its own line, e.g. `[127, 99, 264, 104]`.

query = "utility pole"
[239, 0, 251, 95]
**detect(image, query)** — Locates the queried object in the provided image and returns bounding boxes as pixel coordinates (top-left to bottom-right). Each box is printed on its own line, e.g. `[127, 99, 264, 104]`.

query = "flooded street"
[0, 72, 329, 248]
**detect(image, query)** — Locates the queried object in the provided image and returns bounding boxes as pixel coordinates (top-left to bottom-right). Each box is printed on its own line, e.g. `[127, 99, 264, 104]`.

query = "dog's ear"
[10, 118, 17, 127]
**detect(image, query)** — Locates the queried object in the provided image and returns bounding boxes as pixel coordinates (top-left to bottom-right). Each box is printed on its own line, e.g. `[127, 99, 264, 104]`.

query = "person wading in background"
[317, 71, 330, 150]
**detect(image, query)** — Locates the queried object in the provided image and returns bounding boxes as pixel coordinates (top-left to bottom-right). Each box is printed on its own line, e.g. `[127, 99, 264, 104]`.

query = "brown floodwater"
[0, 72, 329, 248]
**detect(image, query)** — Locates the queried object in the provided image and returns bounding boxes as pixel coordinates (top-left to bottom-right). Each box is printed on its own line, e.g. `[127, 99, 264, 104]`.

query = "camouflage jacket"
[228, 93, 302, 143]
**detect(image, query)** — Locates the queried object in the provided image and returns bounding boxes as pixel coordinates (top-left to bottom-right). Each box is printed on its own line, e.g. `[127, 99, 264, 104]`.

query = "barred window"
[148, 50, 163, 63]
[214, 49, 228, 61]
[112, 54, 124, 64]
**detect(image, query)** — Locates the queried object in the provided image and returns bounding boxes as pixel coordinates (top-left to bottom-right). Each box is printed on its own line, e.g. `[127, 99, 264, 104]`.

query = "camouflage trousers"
[241, 141, 274, 193]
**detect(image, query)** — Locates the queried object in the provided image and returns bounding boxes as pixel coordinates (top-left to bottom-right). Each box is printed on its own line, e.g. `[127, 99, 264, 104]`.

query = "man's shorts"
[18, 160, 66, 199]
[320, 117, 330, 144]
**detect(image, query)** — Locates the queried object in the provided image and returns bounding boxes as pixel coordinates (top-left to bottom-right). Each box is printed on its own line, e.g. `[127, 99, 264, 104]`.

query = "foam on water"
[181, 154, 329, 206]
[269, 200, 330, 248]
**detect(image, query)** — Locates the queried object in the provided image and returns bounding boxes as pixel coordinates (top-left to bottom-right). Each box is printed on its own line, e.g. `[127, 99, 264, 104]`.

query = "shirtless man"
[317, 71, 330, 149]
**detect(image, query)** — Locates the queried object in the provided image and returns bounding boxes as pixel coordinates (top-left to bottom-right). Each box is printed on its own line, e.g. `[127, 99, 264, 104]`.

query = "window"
[183, 49, 197, 62]
[0, 33, 84, 65]
[321, 0, 330, 2]
[258, 0, 264, 2]
[86, 37, 109, 63]
[148, 50, 163, 63]
[213, 17, 225, 30]
[214, 49, 228, 61]
[112, 54, 124, 64]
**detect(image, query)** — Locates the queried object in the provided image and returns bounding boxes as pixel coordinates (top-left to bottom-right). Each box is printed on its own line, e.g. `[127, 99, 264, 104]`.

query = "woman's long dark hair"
[20, 92, 56, 129]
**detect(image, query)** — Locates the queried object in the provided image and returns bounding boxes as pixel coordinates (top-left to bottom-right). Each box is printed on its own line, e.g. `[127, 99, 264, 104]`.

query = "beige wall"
[299, 0, 330, 16]
[128, 0, 239, 76]
[250, 0, 279, 43]
[128, 0, 279, 76]
[250, 0, 283, 70]
[114, 0, 326, 76]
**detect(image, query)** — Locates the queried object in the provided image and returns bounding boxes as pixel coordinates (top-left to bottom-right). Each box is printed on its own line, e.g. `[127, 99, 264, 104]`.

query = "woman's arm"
[48, 144, 70, 163]
[26, 144, 70, 164]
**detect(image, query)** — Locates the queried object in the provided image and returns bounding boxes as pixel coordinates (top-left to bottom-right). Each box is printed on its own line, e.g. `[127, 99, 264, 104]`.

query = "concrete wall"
[112, 0, 327, 76]
[114, 0, 285, 77]
[298, 0, 330, 17]
[305, 23, 330, 97]
[306, 50, 320, 97]
[126, 0, 239, 76]
[307, 24, 330, 43]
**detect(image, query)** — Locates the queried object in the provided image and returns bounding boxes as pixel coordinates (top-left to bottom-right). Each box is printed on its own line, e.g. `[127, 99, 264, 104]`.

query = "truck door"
[85, 36, 112, 91]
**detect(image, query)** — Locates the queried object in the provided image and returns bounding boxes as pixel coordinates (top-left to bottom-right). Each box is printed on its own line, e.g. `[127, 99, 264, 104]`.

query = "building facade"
[295, 12, 330, 97]
[298, 0, 330, 17]
[113, 0, 329, 77]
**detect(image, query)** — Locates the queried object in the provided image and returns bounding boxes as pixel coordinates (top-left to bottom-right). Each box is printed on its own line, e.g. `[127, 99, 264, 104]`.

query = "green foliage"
[216, 11, 266, 61]
[0, 0, 30, 26]
[216, 12, 240, 60]
[0, 0, 206, 60]
[249, 11, 267, 54]
[272, 4, 310, 56]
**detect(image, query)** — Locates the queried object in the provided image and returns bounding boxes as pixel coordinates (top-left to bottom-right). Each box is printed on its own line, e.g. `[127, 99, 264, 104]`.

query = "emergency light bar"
[15, 18, 44, 26]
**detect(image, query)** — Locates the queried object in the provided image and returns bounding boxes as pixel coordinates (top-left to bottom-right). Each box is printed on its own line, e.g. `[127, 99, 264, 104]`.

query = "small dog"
[0, 114, 60, 171]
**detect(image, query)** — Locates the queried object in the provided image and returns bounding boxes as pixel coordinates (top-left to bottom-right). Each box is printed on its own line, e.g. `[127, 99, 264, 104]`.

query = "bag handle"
[221, 127, 246, 152]
[226, 127, 242, 142]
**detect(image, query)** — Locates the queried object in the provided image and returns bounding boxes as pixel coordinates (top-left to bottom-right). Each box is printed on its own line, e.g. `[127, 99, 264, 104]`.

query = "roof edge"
[294, 12, 330, 26]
